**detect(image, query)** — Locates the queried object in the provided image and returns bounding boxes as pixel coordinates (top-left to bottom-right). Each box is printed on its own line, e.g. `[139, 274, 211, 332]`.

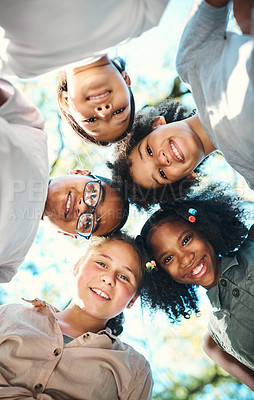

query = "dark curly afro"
[138, 185, 251, 322]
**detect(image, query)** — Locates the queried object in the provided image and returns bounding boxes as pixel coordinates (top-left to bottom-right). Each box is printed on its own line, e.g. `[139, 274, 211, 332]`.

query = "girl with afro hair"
[139, 186, 254, 390]
[108, 97, 214, 210]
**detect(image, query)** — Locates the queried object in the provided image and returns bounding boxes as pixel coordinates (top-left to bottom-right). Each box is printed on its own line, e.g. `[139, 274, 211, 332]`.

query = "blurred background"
[1, 0, 254, 398]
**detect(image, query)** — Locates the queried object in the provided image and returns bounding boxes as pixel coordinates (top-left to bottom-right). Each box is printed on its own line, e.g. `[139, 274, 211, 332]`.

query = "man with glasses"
[0, 78, 129, 284]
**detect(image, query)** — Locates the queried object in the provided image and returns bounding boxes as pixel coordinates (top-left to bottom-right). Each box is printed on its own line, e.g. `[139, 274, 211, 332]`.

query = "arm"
[233, 0, 254, 34]
[176, 0, 230, 81]
[202, 332, 254, 390]
[205, 0, 229, 7]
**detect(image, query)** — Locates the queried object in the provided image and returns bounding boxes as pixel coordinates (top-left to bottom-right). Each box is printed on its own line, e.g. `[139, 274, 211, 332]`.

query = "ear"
[126, 294, 139, 309]
[185, 171, 197, 180]
[59, 89, 70, 113]
[73, 263, 80, 277]
[69, 169, 91, 176]
[57, 230, 77, 239]
[152, 116, 166, 129]
[121, 71, 131, 87]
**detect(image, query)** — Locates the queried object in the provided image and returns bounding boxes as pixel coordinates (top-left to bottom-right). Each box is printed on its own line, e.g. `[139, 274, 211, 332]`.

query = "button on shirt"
[0, 303, 153, 399]
[207, 238, 254, 370]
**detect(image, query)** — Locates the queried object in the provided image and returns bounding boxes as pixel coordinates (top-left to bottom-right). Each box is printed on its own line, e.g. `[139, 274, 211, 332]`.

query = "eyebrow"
[98, 253, 137, 279]
[138, 143, 160, 186]
[86, 114, 129, 135]
[116, 115, 129, 126]
[93, 185, 105, 234]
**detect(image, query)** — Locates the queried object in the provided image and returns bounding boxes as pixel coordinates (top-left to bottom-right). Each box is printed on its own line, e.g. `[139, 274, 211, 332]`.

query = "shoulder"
[117, 338, 152, 374]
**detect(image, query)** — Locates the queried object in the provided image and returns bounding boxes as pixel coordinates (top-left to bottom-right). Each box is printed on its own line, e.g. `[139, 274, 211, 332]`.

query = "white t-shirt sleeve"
[0, 79, 48, 281]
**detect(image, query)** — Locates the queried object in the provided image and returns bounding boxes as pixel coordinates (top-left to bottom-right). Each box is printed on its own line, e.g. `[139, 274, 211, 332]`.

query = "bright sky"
[1, 1, 253, 397]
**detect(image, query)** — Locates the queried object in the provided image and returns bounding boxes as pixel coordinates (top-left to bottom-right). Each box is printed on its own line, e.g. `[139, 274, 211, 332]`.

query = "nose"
[179, 250, 195, 269]
[101, 271, 115, 287]
[95, 103, 112, 118]
[157, 150, 171, 166]
[76, 197, 90, 216]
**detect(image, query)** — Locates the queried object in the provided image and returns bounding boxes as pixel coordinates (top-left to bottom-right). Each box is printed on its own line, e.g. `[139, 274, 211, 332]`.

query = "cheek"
[117, 284, 135, 305]
[53, 218, 77, 234]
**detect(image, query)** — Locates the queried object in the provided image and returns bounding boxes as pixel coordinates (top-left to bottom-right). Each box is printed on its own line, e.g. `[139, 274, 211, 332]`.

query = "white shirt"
[0, 79, 49, 282]
[0, 0, 169, 78]
[176, 1, 254, 188]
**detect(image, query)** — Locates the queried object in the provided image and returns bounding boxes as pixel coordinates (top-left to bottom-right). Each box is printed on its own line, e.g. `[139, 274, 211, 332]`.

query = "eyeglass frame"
[76, 174, 102, 239]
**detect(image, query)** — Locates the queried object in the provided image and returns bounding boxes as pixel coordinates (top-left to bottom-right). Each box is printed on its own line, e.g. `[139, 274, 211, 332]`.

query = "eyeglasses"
[76, 174, 102, 239]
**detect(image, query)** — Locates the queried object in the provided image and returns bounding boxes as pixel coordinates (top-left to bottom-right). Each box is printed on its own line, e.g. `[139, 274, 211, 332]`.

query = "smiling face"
[63, 57, 131, 143]
[73, 240, 141, 323]
[44, 174, 124, 237]
[129, 117, 204, 188]
[149, 220, 221, 289]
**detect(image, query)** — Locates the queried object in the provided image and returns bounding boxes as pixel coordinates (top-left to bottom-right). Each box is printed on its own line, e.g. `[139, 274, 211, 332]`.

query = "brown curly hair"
[108, 98, 206, 210]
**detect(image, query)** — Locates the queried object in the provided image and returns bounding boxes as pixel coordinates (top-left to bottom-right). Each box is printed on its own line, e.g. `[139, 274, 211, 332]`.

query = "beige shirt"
[0, 303, 153, 400]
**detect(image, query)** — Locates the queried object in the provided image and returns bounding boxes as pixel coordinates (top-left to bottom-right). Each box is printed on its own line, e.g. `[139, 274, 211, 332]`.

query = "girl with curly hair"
[109, 97, 214, 210]
[0, 233, 153, 399]
[139, 187, 254, 390]
[109, 92, 253, 209]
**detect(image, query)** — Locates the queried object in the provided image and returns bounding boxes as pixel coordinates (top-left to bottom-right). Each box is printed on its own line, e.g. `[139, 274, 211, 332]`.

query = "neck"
[57, 302, 107, 338]
[188, 114, 216, 156]
[67, 55, 111, 76]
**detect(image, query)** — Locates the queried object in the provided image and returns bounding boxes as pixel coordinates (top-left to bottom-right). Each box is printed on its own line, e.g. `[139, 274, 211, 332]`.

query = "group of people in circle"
[0, 0, 253, 398]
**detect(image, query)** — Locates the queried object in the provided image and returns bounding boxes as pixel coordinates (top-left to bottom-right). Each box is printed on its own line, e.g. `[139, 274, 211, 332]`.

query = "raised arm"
[202, 332, 254, 391]
[205, 0, 229, 7]
[233, 0, 254, 34]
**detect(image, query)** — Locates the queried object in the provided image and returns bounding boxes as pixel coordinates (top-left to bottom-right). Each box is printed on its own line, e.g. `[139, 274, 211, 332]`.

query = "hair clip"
[188, 208, 197, 223]
[146, 260, 156, 271]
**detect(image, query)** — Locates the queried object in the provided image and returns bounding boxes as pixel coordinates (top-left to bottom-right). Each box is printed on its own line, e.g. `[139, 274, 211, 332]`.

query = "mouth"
[169, 140, 184, 162]
[184, 256, 207, 280]
[87, 90, 110, 103]
[90, 287, 111, 300]
[64, 191, 73, 219]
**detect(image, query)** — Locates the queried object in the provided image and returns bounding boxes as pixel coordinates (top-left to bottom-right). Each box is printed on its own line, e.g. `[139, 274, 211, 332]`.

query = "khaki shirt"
[207, 238, 254, 370]
[0, 303, 153, 399]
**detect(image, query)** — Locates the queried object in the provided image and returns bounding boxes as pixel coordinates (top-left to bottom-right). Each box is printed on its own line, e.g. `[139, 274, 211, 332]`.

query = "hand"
[22, 298, 59, 313]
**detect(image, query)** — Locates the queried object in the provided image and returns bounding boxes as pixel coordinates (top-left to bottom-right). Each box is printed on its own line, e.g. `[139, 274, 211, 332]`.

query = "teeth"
[91, 288, 110, 300]
[190, 261, 204, 276]
[171, 142, 183, 161]
[88, 91, 110, 100]
[66, 194, 71, 213]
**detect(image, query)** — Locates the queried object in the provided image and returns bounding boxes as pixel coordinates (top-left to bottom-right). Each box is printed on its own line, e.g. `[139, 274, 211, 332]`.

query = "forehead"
[129, 141, 160, 188]
[88, 240, 141, 275]
[150, 220, 193, 246]
[84, 111, 131, 143]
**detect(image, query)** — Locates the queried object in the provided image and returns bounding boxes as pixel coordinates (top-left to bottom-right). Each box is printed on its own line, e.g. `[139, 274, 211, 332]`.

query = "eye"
[159, 169, 167, 179]
[98, 262, 107, 268]
[182, 235, 192, 246]
[113, 107, 125, 115]
[146, 144, 153, 156]
[84, 117, 97, 123]
[78, 215, 92, 232]
[118, 274, 129, 282]
[163, 254, 173, 264]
